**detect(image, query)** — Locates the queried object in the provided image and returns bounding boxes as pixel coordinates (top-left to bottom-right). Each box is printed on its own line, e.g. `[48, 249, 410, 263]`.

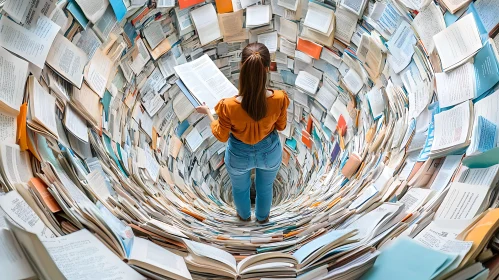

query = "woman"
[196, 43, 290, 223]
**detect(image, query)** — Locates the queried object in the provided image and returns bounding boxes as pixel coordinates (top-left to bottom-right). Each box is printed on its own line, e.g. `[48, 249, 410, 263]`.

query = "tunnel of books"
[2, 0, 499, 279]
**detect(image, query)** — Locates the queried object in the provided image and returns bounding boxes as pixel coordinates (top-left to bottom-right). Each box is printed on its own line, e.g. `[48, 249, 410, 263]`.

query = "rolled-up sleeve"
[210, 99, 231, 142]
[275, 92, 290, 131]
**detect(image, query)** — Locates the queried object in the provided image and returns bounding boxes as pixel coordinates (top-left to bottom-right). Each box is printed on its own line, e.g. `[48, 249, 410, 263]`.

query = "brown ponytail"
[239, 43, 270, 121]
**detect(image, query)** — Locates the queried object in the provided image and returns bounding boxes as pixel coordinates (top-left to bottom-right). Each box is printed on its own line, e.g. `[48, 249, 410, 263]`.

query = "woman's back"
[210, 89, 289, 145]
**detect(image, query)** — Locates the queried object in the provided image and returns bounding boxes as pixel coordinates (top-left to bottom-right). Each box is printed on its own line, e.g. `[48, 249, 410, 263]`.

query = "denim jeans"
[225, 130, 282, 221]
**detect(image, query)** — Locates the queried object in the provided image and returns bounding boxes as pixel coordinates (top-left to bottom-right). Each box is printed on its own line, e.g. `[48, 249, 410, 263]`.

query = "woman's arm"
[196, 102, 231, 142]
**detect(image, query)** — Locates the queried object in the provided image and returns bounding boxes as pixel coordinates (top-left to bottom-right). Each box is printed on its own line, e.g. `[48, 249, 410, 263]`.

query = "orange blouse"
[210, 90, 290, 145]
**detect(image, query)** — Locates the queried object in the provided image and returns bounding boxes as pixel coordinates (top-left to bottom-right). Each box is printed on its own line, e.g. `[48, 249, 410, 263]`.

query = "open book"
[184, 239, 298, 279]
[4, 219, 192, 280]
[174, 54, 237, 111]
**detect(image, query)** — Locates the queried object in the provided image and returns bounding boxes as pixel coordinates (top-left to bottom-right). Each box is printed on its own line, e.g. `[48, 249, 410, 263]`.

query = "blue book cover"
[176, 79, 201, 107]
[66, 1, 89, 29]
[109, 0, 127, 22]
[474, 41, 499, 98]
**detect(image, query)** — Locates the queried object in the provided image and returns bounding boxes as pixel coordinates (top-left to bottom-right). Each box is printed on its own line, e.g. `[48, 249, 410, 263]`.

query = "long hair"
[239, 43, 270, 121]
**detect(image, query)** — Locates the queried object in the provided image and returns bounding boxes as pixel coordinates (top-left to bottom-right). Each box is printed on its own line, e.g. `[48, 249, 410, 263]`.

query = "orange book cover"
[178, 0, 204, 10]
[306, 115, 313, 134]
[28, 178, 62, 213]
[215, 0, 233, 13]
[297, 38, 322, 59]
[337, 115, 347, 136]
[302, 130, 312, 149]
[131, 7, 150, 26]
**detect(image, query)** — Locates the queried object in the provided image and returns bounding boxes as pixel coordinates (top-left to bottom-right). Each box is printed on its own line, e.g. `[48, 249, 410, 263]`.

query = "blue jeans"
[225, 130, 282, 221]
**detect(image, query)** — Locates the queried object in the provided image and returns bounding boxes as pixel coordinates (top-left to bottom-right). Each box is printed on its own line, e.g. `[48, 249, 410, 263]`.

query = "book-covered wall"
[1, 0, 499, 279]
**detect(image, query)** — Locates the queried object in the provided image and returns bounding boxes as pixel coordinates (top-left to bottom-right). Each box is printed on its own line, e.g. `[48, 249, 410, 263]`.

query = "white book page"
[0, 228, 36, 280]
[257, 31, 278, 53]
[0, 16, 59, 69]
[0, 47, 28, 115]
[366, 87, 384, 119]
[143, 21, 166, 49]
[246, 5, 271, 27]
[315, 86, 338, 110]
[65, 106, 89, 142]
[46, 33, 86, 87]
[341, 0, 366, 16]
[184, 240, 237, 272]
[3, 0, 55, 27]
[412, 2, 446, 53]
[335, 7, 358, 44]
[303, 3, 333, 34]
[279, 17, 298, 42]
[75, 0, 109, 23]
[435, 182, 488, 220]
[277, 0, 299, 11]
[129, 238, 192, 280]
[30, 77, 60, 138]
[429, 155, 463, 192]
[387, 21, 417, 74]
[433, 13, 482, 71]
[399, 188, 433, 213]
[84, 49, 112, 98]
[343, 69, 363, 94]
[42, 229, 146, 280]
[431, 101, 471, 151]
[0, 190, 55, 238]
[174, 54, 237, 111]
[435, 62, 475, 108]
[296, 71, 320, 94]
[190, 4, 221, 46]
[0, 111, 17, 144]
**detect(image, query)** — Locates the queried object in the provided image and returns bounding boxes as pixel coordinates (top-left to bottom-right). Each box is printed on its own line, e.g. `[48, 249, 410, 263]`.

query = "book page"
[435, 182, 488, 220]
[84, 48, 113, 97]
[75, 0, 109, 23]
[431, 101, 471, 151]
[279, 17, 298, 42]
[30, 77, 60, 138]
[436, 62, 476, 108]
[340, 0, 366, 16]
[296, 71, 320, 94]
[246, 5, 270, 27]
[46, 33, 87, 87]
[190, 4, 222, 46]
[257, 31, 278, 53]
[433, 14, 482, 70]
[343, 69, 363, 94]
[64, 106, 89, 142]
[184, 239, 237, 271]
[412, 2, 446, 53]
[3, 0, 55, 27]
[335, 7, 357, 44]
[129, 237, 192, 280]
[0, 15, 59, 68]
[366, 87, 384, 119]
[41, 229, 146, 280]
[0, 47, 28, 115]
[0, 190, 55, 238]
[277, 0, 299, 11]
[143, 21, 166, 49]
[0, 228, 36, 280]
[0, 111, 16, 144]
[303, 3, 333, 34]
[73, 28, 102, 60]
[174, 54, 237, 110]
[475, 0, 499, 33]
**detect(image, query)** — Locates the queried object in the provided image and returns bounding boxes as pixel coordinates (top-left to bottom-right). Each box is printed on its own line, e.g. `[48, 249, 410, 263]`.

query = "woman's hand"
[195, 103, 210, 115]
